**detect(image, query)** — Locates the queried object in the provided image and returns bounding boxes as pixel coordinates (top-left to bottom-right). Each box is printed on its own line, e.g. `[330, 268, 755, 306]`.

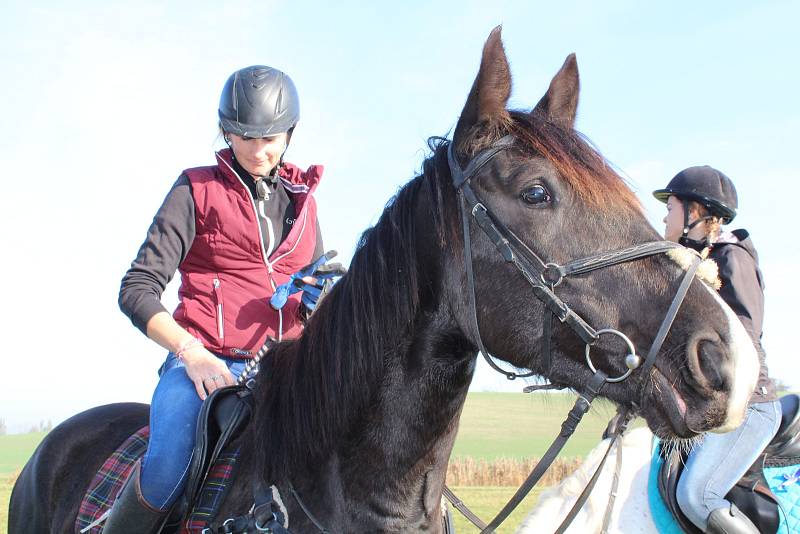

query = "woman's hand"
[143, 312, 237, 400]
[180, 345, 236, 400]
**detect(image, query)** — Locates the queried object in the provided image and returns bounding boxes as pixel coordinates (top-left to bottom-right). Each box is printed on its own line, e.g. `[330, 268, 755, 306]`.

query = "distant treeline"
[0, 419, 51, 436]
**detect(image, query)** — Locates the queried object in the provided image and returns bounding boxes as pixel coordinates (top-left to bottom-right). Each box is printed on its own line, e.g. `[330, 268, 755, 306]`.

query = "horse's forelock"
[455, 115, 514, 158]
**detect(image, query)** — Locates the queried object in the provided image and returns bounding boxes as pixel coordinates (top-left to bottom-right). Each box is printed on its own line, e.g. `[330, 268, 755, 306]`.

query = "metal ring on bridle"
[541, 262, 564, 287]
[585, 328, 640, 383]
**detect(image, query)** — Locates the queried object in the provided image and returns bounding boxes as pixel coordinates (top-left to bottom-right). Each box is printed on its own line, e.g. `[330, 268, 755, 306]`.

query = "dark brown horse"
[9, 28, 759, 533]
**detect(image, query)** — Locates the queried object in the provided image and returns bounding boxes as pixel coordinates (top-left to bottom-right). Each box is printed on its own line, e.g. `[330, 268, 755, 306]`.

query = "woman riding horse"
[111, 65, 334, 532]
[654, 166, 781, 533]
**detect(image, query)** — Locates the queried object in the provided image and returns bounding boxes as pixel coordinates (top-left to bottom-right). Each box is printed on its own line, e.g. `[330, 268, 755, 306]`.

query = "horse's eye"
[521, 185, 551, 205]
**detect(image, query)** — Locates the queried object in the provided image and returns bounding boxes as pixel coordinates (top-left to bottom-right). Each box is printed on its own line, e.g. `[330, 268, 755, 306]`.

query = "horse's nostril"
[696, 339, 727, 391]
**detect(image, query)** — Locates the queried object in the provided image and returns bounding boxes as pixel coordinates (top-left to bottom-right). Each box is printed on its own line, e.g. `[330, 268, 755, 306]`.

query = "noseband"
[446, 135, 703, 533]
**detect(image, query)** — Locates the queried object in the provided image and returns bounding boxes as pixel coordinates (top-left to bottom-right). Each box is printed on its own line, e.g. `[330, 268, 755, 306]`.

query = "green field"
[446, 486, 544, 533]
[451, 392, 625, 460]
[0, 392, 621, 533]
[0, 432, 46, 477]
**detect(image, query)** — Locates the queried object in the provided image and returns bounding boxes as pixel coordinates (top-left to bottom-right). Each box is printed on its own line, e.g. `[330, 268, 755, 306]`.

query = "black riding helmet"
[653, 165, 738, 224]
[218, 65, 300, 138]
[653, 165, 738, 250]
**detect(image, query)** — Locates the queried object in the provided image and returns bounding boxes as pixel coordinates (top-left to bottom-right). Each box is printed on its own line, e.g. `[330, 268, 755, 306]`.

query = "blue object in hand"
[270, 251, 346, 311]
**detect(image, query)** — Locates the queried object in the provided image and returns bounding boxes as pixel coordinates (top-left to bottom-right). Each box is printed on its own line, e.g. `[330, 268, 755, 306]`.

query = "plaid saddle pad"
[74, 426, 241, 534]
[75, 426, 150, 533]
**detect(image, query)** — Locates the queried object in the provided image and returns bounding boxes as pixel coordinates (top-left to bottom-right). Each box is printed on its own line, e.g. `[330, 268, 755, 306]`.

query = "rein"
[444, 135, 703, 533]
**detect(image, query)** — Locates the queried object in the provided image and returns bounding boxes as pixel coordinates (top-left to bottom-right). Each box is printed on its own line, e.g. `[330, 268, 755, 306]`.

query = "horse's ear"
[531, 53, 580, 128]
[453, 26, 512, 154]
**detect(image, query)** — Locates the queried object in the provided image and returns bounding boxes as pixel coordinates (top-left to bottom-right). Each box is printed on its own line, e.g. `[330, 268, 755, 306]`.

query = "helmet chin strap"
[275, 142, 290, 178]
[679, 199, 713, 251]
[275, 126, 295, 177]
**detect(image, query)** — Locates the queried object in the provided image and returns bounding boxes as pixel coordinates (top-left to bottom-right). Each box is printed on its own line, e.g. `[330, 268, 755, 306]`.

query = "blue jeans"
[676, 400, 781, 530]
[139, 353, 247, 510]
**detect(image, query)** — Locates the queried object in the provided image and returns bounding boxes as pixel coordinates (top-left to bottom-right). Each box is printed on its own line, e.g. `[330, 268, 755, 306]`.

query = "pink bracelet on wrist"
[176, 336, 203, 360]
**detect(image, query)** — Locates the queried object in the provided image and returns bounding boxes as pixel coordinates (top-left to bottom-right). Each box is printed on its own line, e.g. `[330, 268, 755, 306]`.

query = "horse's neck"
[289, 318, 476, 530]
[517, 427, 656, 534]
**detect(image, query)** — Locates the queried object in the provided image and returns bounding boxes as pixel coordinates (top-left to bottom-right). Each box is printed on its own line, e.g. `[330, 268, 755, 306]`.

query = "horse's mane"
[251, 113, 641, 480]
[251, 142, 458, 479]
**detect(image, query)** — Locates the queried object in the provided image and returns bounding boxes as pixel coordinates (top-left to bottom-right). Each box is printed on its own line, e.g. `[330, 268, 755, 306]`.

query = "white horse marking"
[703, 283, 759, 432]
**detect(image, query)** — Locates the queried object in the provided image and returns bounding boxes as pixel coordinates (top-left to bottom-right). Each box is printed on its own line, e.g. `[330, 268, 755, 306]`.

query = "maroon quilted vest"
[174, 149, 322, 358]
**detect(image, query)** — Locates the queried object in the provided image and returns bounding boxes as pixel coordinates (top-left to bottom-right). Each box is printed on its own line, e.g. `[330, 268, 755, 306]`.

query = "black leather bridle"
[448, 135, 702, 383]
[445, 135, 703, 533]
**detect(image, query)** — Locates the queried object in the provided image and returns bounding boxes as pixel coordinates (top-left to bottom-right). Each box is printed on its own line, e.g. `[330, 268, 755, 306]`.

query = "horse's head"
[446, 28, 759, 439]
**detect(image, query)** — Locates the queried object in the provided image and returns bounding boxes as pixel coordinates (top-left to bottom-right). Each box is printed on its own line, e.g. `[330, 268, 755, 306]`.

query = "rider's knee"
[676, 475, 707, 520]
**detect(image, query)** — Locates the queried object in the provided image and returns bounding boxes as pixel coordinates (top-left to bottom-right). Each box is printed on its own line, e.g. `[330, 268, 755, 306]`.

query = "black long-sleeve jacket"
[709, 229, 776, 402]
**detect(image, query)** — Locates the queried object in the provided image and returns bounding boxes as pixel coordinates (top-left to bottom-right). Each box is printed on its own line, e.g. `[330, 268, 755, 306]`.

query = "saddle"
[76, 386, 255, 534]
[166, 385, 254, 529]
[657, 394, 800, 534]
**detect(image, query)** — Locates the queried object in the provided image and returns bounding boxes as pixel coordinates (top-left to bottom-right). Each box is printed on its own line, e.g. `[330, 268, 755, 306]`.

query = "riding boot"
[705, 503, 760, 534]
[102, 462, 169, 534]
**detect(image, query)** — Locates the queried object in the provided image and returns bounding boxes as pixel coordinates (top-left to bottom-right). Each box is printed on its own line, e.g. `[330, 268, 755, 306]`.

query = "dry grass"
[447, 456, 582, 486]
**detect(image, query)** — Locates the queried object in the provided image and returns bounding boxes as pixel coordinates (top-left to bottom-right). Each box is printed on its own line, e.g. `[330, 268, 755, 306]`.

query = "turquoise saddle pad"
[648, 439, 800, 533]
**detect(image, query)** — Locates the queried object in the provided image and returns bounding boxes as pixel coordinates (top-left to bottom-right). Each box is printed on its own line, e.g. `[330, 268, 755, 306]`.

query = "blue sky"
[1, 1, 797, 431]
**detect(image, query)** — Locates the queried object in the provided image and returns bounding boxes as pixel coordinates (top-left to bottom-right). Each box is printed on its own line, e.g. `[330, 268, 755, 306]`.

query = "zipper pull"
[213, 278, 224, 340]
